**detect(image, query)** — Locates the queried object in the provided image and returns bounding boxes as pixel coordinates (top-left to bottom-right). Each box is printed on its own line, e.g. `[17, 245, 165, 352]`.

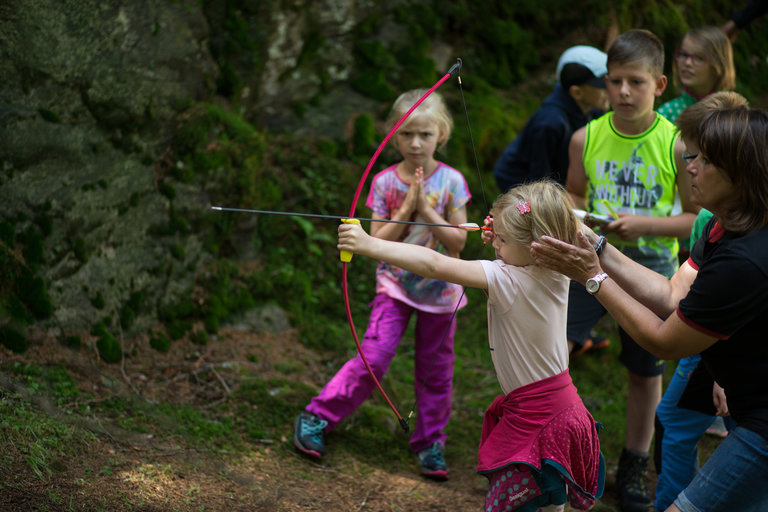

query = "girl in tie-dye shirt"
[297, 89, 470, 481]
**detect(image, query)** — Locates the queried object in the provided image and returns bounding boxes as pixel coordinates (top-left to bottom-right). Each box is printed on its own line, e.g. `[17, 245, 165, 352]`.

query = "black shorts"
[567, 280, 666, 377]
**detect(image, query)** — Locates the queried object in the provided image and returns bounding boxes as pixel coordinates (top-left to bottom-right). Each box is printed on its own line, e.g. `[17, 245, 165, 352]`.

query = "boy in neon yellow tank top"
[565, 29, 699, 512]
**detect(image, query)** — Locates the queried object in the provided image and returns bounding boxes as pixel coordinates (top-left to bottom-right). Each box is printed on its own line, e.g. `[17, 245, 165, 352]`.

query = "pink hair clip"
[516, 201, 531, 215]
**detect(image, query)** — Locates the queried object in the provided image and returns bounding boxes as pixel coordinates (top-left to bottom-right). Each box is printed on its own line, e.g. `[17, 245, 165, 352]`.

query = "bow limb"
[342, 62, 462, 434]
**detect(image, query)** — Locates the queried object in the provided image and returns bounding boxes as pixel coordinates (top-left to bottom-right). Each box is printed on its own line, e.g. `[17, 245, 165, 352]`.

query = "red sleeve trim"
[687, 257, 699, 271]
[676, 307, 729, 339]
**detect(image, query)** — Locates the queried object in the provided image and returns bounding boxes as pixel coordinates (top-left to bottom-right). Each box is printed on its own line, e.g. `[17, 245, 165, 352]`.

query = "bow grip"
[339, 218, 361, 262]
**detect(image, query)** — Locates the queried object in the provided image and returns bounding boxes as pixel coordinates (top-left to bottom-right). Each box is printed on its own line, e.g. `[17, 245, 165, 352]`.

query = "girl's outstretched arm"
[339, 222, 487, 290]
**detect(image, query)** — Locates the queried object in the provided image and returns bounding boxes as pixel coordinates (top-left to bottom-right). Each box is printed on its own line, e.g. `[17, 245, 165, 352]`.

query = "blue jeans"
[674, 426, 768, 512]
[654, 355, 716, 511]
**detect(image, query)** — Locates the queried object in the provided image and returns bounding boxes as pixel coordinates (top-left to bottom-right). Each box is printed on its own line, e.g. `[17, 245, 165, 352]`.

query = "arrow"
[211, 206, 491, 231]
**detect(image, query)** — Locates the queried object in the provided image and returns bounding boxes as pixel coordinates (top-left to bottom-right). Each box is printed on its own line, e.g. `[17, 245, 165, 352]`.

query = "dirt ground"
[1, 327, 507, 512]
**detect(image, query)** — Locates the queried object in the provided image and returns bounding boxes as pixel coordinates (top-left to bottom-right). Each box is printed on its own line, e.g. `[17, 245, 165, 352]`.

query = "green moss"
[158, 182, 176, 200]
[0, 221, 14, 246]
[19, 228, 44, 270]
[204, 314, 219, 334]
[169, 212, 190, 234]
[350, 69, 396, 101]
[38, 108, 61, 123]
[15, 270, 52, 319]
[119, 305, 135, 329]
[149, 332, 171, 353]
[216, 62, 243, 99]
[170, 243, 185, 261]
[62, 335, 81, 350]
[352, 114, 375, 156]
[0, 325, 28, 353]
[189, 329, 208, 345]
[90, 292, 105, 310]
[6, 294, 32, 324]
[166, 319, 192, 340]
[291, 101, 307, 118]
[96, 332, 122, 363]
[72, 237, 87, 262]
[35, 214, 53, 237]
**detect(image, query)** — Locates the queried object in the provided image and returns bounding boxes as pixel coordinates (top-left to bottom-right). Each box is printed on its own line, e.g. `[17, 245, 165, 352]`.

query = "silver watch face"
[586, 278, 600, 294]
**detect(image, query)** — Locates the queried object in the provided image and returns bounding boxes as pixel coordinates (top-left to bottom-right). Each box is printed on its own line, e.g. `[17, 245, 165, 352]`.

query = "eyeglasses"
[682, 152, 698, 164]
[674, 49, 708, 67]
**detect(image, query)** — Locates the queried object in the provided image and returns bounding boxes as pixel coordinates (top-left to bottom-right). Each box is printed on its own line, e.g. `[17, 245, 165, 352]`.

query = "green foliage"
[1, 392, 90, 482]
[235, 377, 317, 438]
[3, 362, 81, 402]
[189, 329, 208, 345]
[730, 23, 768, 102]
[92, 324, 122, 363]
[0, 220, 53, 338]
[18, 227, 44, 270]
[0, 220, 14, 246]
[15, 268, 52, 320]
[202, 0, 265, 100]
[72, 237, 87, 262]
[119, 305, 135, 329]
[62, 335, 82, 350]
[350, 68, 397, 102]
[38, 108, 61, 123]
[149, 331, 171, 353]
[90, 291, 106, 310]
[0, 325, 28, 353]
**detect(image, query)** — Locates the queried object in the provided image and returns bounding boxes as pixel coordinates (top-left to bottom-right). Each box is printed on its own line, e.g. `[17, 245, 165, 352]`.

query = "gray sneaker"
[293, 412, 327, 460]
[418, 441, 449, 481]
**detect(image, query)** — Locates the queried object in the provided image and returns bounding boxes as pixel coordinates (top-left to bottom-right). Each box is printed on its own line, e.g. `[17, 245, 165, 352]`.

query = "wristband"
[595, 235, 606, 257]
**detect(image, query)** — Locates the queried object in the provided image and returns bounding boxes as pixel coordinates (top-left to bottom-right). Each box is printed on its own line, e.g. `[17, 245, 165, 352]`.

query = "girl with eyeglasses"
[658, 26, 736, 123]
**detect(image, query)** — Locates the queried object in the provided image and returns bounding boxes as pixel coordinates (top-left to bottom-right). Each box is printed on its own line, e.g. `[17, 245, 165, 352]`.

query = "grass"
[0, 303, 719, 510]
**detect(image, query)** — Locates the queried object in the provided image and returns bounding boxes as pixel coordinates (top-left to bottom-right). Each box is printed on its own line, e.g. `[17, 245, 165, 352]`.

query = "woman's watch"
[586, 272, 608, 295]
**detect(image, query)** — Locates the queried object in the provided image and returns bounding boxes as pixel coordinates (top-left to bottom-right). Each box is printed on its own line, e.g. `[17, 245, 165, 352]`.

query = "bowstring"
[405, 67, 492, 429]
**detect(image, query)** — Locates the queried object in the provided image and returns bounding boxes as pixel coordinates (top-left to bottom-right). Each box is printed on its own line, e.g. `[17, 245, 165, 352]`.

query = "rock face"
[0, 0, 219, 336]
[0, 0, 382, 339]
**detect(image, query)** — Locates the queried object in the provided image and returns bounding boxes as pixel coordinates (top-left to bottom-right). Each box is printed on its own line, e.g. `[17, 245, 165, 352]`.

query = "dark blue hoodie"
[493, 83, 601, 192]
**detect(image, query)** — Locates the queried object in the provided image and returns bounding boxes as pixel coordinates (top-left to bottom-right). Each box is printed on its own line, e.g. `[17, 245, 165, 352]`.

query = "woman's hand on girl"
[530, 231, 602, 284]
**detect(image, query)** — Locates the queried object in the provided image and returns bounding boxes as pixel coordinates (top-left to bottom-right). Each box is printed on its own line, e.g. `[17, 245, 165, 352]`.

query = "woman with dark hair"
[530, 107, 768, 512]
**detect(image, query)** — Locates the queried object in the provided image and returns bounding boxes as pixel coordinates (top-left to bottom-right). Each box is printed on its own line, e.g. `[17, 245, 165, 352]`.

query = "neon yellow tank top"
[583, 112, 680, 275]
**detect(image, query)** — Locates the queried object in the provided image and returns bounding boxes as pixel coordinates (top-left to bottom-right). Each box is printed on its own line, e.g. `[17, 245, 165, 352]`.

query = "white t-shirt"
[480, 259, 570, 394]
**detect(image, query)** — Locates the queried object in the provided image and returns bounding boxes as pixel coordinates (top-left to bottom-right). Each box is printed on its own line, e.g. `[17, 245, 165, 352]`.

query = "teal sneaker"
[418, 441, 449, 481]
[293, 412, 327, 460]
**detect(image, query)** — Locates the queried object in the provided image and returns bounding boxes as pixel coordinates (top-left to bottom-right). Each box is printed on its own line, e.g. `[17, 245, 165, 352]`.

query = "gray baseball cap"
[556, 45, 608, 89]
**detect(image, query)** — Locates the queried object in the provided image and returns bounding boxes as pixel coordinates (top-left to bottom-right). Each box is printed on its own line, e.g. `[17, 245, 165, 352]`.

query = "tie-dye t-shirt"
[365, 162, 471, 313]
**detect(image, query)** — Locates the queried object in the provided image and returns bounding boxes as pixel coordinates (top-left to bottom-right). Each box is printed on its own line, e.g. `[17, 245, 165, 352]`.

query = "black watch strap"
[595, 235, 606, 257]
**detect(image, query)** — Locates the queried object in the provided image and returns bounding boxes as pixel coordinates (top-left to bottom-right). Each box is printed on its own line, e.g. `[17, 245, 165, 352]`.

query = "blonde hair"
[490, 180, 582, 247]
[673, 26, 735, 92]
[387, 89, 453, 150]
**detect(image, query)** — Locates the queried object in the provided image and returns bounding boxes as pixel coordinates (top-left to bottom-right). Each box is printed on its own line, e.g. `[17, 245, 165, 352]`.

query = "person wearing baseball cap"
[493, 45, 609, 193]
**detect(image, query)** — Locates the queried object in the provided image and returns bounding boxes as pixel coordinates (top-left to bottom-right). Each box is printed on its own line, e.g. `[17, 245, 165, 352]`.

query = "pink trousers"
[306, 294, 457, 453]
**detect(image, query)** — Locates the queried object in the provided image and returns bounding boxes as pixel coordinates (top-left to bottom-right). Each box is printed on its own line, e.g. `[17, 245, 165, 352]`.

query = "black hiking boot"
[616, 448, 653, 512]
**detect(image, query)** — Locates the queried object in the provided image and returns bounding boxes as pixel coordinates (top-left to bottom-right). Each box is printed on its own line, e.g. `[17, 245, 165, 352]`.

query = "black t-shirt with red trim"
[677, 218, 768, 441]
